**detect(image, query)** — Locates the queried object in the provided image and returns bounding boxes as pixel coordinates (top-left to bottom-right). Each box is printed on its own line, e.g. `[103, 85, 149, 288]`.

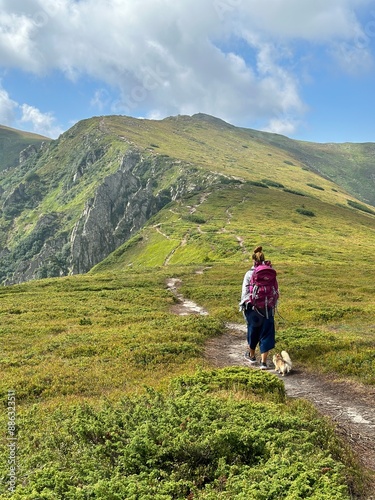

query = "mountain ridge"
[0, 113, 374, 285]
[2, 114, 374, 204]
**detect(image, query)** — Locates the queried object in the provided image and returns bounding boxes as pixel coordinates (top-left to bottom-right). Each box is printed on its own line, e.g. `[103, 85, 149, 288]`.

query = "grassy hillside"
[91, 113, 375, 207]
[231, 125, 375, 207]
[95, 113, 375, 206]
[1, 114, 373, 216]
[0, 125, 50, 171]
[0, 267, 368, 498]
[2, 113, 374, 237]
[1, 115, 374, 497]
[95, 183, 375, 384]
[1, 181, 374, 497]
[0, 114, 374, 284]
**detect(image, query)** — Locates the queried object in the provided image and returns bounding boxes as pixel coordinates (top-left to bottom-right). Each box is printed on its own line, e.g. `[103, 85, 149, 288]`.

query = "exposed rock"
[2, 173, 44, 218]
[19, 144, 38, 164]
[3, 183, 26, 207]
[2, 183, 27, 218]
[71, 147, 107, 185]
[0, 130, 226, 284]
[5, 147, 218, 283]
[69, 149, 171, 274]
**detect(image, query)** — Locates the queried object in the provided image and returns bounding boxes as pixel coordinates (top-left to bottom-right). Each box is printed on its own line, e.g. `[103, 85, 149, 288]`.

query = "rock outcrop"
[69, 149, 157, 274]
[3, 147, 218, 284]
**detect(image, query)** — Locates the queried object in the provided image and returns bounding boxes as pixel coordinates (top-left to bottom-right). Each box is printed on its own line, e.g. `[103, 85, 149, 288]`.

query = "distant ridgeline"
[0, 125, 50, 172]
[0, 114, 374, 285]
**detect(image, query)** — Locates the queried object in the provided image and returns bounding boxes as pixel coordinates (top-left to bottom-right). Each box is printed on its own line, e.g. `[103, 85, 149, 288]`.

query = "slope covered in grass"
[1, 182, 373, 495]
[0, 234, 372, 496]
[1, 117, 374, 498]
[94, 183, 375, 385]
[246, 130, 375, 206]
[0, 270, 223, 404]
[92, 113, 375, 207]
[1, 113, 374, 285]
[0, 125, 50, 171]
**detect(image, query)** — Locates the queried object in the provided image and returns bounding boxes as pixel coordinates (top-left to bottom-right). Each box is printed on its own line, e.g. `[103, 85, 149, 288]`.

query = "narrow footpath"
[167, 278, 375, 499]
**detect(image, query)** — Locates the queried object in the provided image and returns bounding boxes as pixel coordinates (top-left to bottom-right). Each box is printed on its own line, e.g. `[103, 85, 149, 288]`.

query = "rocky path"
[206, 325, 375, 475]
[166, 278, 375, 499]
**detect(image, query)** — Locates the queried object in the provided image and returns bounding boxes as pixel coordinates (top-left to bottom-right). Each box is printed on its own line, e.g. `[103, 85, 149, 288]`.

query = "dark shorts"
[244, 308, 275, 354]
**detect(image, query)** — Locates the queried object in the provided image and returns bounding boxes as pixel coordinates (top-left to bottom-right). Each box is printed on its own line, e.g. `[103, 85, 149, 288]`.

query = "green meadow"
[96, 184, 375, 386]
[0, 182, 374, 498]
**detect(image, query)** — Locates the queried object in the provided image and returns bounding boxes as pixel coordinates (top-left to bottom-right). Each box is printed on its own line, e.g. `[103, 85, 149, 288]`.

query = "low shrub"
[261, 179, 285, 188]
[172, 366, 285, 403]
[347, 200, 375, 215]
[296, 208, 316, 217]
[184, 214, 207, 224]
[2, 368, 352, 499]
[246, 181, 269, 188]
[307, 183, 325, 191]
[283, 188, 306, 196]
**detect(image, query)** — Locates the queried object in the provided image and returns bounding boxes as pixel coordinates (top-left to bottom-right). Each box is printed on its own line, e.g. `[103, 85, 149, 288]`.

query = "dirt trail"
[207, 325, 375, 473]
[167, 278, 375, 499]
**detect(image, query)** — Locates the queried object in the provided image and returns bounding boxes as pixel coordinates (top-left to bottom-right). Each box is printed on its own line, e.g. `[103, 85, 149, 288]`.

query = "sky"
[0, 0, 375, 143]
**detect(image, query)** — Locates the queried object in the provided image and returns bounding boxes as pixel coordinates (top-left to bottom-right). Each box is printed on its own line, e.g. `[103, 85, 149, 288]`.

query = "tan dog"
[273, 351, 292, 376]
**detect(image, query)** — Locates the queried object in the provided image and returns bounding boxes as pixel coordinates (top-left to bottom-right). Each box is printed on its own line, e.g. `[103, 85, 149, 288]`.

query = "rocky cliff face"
[69, 149, 160, 274]
[2, 146, 218, 284]
[68, 148, 218, 276]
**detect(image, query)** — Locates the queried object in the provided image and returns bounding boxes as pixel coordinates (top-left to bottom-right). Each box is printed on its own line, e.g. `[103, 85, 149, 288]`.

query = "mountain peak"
[191, 113, 233, 128]
[162, 113, 233, 129]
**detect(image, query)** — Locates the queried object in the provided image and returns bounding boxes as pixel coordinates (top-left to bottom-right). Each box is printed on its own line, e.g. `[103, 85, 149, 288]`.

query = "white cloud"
[235, 0, 367, 40]
[263, 116, 301, 136]
[20, 104, 62, 138]
[90, 89, 111, 111]
[0, 0, 373, 132]
[330, 40, 374, 74]
[0, 85, 18, 124]
[0, 81, 62, 137]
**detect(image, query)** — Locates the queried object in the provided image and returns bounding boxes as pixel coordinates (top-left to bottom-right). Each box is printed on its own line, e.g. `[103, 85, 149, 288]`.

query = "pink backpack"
[248, 261, 279, 311]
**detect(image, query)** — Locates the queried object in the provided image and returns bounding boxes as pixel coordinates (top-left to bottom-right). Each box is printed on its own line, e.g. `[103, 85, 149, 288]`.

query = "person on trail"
[239, 246, 278, 370]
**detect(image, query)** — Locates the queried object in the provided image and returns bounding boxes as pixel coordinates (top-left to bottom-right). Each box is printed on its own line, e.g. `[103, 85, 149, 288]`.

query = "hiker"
[239, 246, 278, 370]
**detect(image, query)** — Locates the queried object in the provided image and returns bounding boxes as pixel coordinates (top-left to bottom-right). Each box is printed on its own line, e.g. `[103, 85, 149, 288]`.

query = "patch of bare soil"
[166, 278, 375, 498]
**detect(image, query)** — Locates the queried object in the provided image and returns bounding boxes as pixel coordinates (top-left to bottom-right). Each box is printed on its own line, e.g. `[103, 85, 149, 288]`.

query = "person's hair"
[252, 245, 264, 263]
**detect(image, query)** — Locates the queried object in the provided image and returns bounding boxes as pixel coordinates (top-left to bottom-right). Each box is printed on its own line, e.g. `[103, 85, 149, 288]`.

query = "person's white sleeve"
[240, 269, 253, 305]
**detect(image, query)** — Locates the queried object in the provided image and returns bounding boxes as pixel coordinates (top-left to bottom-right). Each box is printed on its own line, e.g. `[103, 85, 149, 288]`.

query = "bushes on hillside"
[307, 183, 325, 191]
[296, 207, 316, 217]
[184, 214, 207, 224]
[245, 180, 269, 188]
[3, 368, 353, 499]
[283, 188, 306, 196]
[261, 179, 285, 188]
[347, 199, 375, 215]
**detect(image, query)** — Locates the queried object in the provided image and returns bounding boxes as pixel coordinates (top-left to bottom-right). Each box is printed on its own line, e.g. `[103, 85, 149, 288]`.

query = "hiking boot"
[244, 352, 257, 364]
[259, 362, 268, 370]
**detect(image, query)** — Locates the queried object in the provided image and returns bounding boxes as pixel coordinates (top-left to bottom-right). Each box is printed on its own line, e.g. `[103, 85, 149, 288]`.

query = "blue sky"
[0, 0, 375, 143]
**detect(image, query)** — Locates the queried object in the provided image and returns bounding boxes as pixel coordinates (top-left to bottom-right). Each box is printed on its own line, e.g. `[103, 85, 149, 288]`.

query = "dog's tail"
[281, 351, 292, 371]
